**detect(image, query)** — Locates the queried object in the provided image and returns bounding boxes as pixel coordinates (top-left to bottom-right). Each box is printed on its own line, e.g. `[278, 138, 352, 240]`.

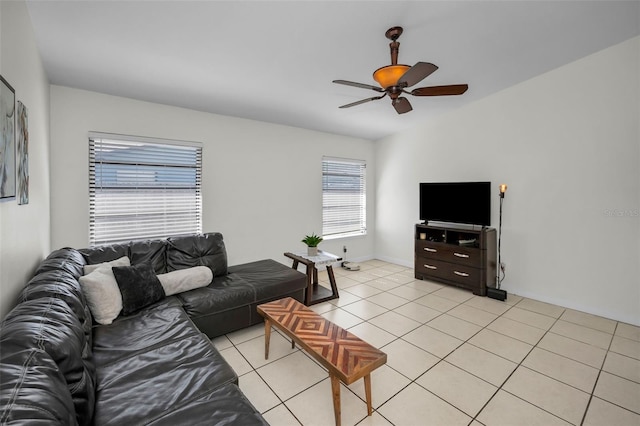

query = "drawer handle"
[453, 252, 470, 258]
[454, 271, 469, 277]
[424, 264, 437, 270]
[424, 247, 437, 253]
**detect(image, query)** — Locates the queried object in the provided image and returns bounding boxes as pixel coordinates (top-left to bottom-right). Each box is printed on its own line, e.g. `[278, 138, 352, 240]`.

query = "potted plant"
[301, 233, 323, 256]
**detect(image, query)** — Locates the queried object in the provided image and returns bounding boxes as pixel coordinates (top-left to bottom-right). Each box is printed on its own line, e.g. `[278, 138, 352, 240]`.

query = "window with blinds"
[89, 133, 202, 246]
[322, 157, 366, 238]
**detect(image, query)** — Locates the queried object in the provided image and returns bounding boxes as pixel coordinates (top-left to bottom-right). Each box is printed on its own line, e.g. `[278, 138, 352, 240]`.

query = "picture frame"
[17, 101, 29, 205]
[1, 74, 16, 200]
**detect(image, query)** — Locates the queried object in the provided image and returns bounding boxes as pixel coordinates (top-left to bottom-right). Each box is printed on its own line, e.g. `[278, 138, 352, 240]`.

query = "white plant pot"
[307, 247, 318, 256]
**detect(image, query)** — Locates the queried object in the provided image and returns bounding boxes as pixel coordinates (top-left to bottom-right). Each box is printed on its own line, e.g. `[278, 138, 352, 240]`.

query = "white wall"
[0, 1, 51, 319]
[375, 37, 640, 325]
[49, 86, 375, 267]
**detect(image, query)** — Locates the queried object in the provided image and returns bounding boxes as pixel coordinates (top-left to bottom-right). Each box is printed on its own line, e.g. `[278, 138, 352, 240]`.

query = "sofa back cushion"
[79, 242, 129, 265]
[20, 269, 94, 348]
[167, 233, 228, 276]
[1, 298, 96, 425]
[35, 247, 86, 280]
[129, 239, 168, 274]
[79, 233, 228, 278]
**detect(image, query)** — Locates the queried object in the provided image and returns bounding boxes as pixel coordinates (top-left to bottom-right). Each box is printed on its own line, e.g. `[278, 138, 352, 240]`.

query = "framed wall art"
[17, 101, 29, 205]
[1, 74, 16, 200]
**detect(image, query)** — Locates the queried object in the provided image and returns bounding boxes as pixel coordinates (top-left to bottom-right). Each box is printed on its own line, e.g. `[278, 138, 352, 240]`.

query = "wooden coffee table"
[257, 297, 387, 426]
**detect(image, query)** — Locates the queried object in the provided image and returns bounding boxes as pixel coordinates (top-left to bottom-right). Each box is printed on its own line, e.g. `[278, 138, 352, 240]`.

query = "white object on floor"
[342, 261, 361, 271]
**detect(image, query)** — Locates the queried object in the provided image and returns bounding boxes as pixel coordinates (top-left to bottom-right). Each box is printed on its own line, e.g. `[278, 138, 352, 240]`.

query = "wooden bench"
[257, 297, 387, 426]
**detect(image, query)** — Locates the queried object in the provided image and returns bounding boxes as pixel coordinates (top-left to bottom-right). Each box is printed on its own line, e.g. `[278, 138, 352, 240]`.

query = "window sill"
[323, 232, 367, 241]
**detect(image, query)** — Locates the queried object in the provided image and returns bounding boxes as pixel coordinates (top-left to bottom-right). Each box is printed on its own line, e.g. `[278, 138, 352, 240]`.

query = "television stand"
[415, 223, 496, 296]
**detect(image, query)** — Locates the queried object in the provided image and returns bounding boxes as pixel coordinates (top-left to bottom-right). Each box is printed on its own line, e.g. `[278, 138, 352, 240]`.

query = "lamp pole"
[497, 192, 504, 289]
[488, 184, 508, 301]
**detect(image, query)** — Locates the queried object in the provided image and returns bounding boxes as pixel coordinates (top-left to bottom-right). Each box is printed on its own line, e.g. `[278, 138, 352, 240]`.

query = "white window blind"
[89, 134, 202, 246]
[322, 157, 366, 238]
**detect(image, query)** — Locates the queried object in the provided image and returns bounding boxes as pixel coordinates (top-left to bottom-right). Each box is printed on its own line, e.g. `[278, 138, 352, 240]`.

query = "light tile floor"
[212, 260, 640, 426]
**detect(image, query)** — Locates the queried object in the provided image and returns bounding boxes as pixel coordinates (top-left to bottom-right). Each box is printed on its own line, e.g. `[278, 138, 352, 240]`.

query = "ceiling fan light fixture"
[373, 64, 410, 89]
[333, 26, 468, 114]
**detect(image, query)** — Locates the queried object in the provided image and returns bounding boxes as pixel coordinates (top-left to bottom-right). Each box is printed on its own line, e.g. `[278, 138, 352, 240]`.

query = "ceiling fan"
[333, 26, 468, 114]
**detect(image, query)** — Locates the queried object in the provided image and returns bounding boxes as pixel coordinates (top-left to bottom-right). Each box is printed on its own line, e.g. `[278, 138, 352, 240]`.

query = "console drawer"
[416, 257, 481, 286]
[416, 241, 482, 268]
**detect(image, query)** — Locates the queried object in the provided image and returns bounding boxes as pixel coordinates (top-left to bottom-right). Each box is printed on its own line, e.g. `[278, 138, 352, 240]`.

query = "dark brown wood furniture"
[256, 297, 387, 426]
[284, 251, 340, 305]
[415, 223, 496, 296]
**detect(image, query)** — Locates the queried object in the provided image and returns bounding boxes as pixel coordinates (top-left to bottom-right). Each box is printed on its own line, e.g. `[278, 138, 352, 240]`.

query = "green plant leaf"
[301, 233, 323, 247]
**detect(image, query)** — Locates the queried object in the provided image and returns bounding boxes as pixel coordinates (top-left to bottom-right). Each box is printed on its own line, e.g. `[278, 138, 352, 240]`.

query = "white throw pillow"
[79, 256, 130, 324]
[157, 266, 213, 296]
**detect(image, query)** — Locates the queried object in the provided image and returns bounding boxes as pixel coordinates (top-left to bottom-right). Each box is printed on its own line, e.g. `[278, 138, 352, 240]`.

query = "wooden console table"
[257, 298, 387, 426]
[415, 223, 496, 296]
[284, 251, 341, 305]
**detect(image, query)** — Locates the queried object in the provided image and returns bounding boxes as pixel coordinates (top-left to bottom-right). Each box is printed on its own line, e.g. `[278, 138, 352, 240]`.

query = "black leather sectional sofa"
[0, 233, 307, 425]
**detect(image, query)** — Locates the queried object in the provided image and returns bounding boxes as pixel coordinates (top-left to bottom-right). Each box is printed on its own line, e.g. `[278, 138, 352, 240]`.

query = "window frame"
[88, 132, 202, 247]
[321, 156, 367, 240]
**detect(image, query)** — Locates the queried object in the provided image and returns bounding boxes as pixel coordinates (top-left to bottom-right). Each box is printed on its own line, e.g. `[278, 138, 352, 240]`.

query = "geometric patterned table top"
[257, 297, 387, 384]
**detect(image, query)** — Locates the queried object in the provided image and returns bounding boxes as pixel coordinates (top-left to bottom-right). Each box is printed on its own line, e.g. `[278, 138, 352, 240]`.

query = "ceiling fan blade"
[339, 94, 386, 109]
[398, 62, 438, 88]
[392, 97, 412, 114]
[411, 84, 469, 96]
[333, 80, 384, 93]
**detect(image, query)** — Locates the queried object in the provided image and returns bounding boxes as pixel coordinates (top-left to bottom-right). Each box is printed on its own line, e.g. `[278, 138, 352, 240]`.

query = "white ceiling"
[25, 1, 640, 141]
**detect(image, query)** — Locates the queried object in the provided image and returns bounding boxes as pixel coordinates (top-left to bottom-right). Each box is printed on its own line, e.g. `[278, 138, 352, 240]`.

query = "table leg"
[326, 265, 340, 300]
[330, 374, 341, 426]
[264, 319, 271, 359]
[364, 373, 373, 416]
[305, 266, 313, 305]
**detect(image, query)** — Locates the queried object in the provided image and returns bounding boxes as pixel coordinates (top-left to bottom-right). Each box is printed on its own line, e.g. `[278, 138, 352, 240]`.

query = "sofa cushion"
[1, 298, 96, 426]
[129, 239, 168, 274]
[79, 243, 129, 266]
[83, 255, 130, 275]
[35, 247, 86, 279]
[177, 273, 256, 317]
[147, 383, 268, 426]
[20, 269, 94, 347]
[0, 349, 78, 425]
[157, 266, 213, 296]
[167, 233, 228, 276]
[92, 302, 197, 367]
[93, 335, 237, 426]
[228, 259, 308, 300]
[79, 258, 131, 325]
[112, 263, 165, 315]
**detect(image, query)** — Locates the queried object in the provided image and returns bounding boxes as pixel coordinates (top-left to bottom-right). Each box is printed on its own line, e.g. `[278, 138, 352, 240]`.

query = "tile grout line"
[408, 297, 531, 424]
[576, 320, 640, 425]
[220, 263, 639, 425]
[336, 277, 621, 425]
[230, 330, 316, 425]
[363, 288, 516, 424]
[470, 308, 576, 425]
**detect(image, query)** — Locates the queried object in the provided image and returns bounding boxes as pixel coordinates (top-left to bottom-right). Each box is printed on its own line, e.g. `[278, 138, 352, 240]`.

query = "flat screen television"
[420, 182, 491, 226]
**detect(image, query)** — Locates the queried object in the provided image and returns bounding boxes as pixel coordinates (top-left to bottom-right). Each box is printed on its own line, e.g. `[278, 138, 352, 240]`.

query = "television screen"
[420, 182, 491, 226]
